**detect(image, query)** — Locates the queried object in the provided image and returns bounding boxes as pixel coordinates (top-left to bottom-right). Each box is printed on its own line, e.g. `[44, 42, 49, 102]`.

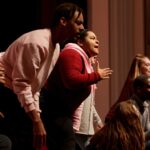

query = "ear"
[60, 17, 67, 26]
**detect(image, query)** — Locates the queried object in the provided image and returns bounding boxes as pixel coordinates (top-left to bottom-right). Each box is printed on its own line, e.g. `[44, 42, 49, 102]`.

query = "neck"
[133, 94, 145, 114]
[51, 27, 68, 46]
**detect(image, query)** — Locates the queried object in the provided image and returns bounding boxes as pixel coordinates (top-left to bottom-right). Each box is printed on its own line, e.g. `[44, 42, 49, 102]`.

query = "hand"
[95, 123, 104, 133]
[33, 119, 47, 150]
[89, 56, 97, 65]
[0, 62, 10, 88]
[95, 60, 113, 79]
[0, 63, 5, 84]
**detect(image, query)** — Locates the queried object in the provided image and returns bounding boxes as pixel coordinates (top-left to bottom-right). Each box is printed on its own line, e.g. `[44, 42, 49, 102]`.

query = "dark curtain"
[0, 0, 87, 52]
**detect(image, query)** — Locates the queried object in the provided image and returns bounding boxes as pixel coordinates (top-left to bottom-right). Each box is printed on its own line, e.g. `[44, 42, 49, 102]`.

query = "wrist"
[28, 110, 41, 123]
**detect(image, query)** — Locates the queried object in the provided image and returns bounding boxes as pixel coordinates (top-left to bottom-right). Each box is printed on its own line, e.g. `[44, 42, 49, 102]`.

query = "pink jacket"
[0, 29, 60, 112]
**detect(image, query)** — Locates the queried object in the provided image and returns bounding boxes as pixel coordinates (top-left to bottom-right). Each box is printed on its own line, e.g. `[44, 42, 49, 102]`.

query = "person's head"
[138, 55, 150, 76]
[130, 54, 150, 79]
[118, 54, 150, 102]
[51, 3, 84, 42]
[88, 101, 144, 150]
[133, 74, 150, 101]
[75, 29, 99, 57]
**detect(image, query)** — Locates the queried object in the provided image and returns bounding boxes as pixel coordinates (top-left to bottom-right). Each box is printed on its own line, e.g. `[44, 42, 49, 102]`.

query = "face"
[79, 31, 99, 57]
[141, 78, 150, 100]
[65, 11, 84, 39]
[140, 57, 150, 76]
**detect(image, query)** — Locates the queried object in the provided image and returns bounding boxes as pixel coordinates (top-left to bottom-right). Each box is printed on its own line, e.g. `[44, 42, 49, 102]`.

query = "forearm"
[28, 109, 47, 149]
[27, 109, 41, 123]
[59, 51, 101, 89]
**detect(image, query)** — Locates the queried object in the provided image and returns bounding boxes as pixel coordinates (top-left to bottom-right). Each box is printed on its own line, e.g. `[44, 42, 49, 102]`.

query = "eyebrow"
[75, 19, 83, 24]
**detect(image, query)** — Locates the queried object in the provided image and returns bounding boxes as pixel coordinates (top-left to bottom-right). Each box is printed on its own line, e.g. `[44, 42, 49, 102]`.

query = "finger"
[33, 134, 36, 148]
[105, 72, 112, 76]
[0, 72, 5, 76]
[0, 112, 4, 118]
[103, 68, 113, 71]
[35, 135, 46, 150]
[104, 70, 113, 74]
[0, 67, 5, 71]
[93, 56, 98, 64]
[90, 57, 96, 64]
[96, 60, 100, 69]
[33, 135, 40, 150]
[42, 134, 46, 146]
[0, 79, 5, 84]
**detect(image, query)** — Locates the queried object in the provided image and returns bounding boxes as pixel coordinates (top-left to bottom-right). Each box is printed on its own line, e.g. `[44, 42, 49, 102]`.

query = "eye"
[89, 36, 95, 40]
[143, 62, 150, 66]
[75, 20, 83, 25]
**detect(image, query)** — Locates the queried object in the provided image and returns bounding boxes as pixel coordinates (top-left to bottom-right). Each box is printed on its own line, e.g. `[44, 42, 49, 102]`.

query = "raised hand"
[95, 59, 113, 79]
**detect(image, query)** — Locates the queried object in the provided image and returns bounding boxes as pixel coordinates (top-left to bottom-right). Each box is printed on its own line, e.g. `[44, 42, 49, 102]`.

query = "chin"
[94, 52, 99, 56]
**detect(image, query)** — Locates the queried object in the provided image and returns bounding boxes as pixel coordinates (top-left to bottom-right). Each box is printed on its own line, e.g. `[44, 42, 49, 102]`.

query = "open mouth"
[94, 45, 99, 49]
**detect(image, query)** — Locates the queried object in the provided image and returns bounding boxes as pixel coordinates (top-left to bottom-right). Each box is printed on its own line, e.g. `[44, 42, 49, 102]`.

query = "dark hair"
[133, 74, 150, 89]
[77, 29, 89, 40]
[61, 29, 89, 46]
[51, 3, 83, 28]
[71, 29, 89, 43]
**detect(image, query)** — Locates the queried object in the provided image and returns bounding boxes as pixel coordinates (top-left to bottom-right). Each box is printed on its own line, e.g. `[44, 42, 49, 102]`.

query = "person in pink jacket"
[0, 3, 84, 150]
[40, 29, 112, 150]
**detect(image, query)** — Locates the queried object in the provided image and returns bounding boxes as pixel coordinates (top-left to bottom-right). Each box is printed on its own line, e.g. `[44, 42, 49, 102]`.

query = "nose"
[96, 40, 99, 44]
[79, 24, 84, 31]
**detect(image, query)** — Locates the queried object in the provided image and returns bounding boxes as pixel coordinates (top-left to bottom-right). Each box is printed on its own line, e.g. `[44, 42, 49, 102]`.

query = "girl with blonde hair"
[105, 54, 150, 122]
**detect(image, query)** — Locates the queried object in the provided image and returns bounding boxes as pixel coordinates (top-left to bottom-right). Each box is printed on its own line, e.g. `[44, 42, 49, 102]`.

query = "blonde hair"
[88, 101, 145, 150]
[118, 53, 149, 102]
[105, 54, 150, 122]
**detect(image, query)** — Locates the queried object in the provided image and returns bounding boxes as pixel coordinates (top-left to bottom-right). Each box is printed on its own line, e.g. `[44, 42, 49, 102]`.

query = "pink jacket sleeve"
[12, 43, 46, 112]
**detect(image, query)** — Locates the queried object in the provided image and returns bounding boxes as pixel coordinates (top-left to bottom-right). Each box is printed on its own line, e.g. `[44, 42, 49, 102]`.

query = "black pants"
[40, 88, 76, 150]
[44, 116, 76, 150]
[0, 84, 34, 150]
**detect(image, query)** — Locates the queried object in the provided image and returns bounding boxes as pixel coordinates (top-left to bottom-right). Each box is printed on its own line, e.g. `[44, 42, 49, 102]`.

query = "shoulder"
[60, 48, 81, 57]
[23, 28, 50, 42]
[5, 29, 52, 59]
[57, 48, 84, 70]
[60, 43, 82, 58]
[15, 29, 51, 48]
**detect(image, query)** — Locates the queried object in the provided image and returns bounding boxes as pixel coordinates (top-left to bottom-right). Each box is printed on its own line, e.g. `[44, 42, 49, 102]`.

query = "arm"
[12, 43, 46, 149]
[12, 43, 45, 112]
[59, 50, 112, 89]
[59, 50, 100, 89]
